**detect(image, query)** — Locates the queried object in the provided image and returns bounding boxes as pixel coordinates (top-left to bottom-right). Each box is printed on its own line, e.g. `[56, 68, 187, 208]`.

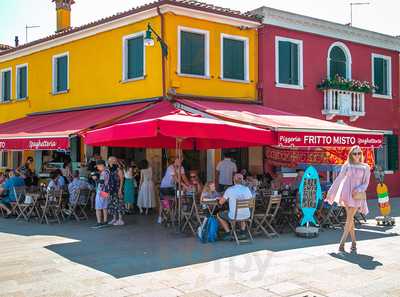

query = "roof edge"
[253, 6, 400, 51]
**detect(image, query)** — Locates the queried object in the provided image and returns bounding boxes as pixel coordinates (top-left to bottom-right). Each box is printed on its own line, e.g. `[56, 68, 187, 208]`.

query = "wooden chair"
[13, 186, 30, 221]
[67, 188, 92, 221]
[253, 195, 281, 238]
[181, 193, 201, 235]
[229, 198, 256, 245]
[40, 189, 64, 224]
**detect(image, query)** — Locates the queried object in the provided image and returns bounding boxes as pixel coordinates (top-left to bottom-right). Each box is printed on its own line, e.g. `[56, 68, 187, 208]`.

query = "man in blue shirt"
[0, 170, 25, 218]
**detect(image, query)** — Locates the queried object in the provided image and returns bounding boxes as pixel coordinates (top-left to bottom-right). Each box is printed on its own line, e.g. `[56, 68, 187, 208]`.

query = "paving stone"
[287, 291, 327, 297]
[264, 281, 307, 296]
[179, 290, 219, 297]
[223, 288, 276, 297]
[139, 287, 183, 297]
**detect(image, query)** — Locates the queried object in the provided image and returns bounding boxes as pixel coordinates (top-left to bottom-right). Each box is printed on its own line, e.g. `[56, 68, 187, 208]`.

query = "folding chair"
[230, 198, 256, 245]
[181, 193, 201, 235]
[253, 195, 281, 238]
[40, 190, 64, 224]
[13, 186, 30, 221]
[67, 188, 91, 221]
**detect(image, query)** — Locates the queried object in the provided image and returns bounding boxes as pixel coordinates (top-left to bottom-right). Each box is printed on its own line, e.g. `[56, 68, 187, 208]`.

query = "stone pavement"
[0, 199, 400, 297]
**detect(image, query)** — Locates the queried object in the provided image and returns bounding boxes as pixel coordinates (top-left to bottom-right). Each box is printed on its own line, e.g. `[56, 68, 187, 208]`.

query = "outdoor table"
[275, 195, 299, 233]
[24, 192, 43, 222]
[201, 199, 219, 217]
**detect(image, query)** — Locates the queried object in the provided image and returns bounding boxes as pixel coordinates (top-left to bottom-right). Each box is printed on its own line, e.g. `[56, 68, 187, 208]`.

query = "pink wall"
[259, 24, 400, 197]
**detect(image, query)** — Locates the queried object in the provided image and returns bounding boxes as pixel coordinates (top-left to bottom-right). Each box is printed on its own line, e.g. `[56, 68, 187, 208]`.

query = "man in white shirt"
[216, 154, 237, 192]
[217, 173, 253, 240]
[158, 158, 188, 223]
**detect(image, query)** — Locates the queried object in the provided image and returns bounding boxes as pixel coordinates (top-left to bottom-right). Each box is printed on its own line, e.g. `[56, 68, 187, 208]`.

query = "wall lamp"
[144, 23, 168, 57]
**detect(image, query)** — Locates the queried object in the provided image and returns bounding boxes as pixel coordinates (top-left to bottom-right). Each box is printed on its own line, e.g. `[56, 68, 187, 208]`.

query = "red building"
[255, 7, 400, 197]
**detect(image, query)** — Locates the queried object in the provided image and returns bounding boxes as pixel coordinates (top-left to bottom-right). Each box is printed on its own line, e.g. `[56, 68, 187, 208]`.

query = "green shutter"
[18, 66, 27, 99]
[127, 35, 144, 79]
[290, 43, 299, 84]
[56, 55, 68, 92]
[278, 41, 291, 84]
[180, 31, 205, 76]
[374, 57, 384, 95]
[387, 135, 398, 171]
[2, 71, 11, 101]
[223, 38, 245, 80]
[278, 41, 299, 85]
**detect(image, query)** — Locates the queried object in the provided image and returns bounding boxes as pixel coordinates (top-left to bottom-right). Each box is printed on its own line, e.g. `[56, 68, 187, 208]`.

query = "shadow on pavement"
[0, 198, 398, 278]
[329, 252, 383, 270]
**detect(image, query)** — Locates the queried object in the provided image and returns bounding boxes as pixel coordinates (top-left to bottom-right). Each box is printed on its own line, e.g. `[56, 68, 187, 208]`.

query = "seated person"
[55, 169, 68, 190]
[47, 171, 60, 193]
[68, 170, 92, 205]
[271, 172, 283, 191]
[200, 181, 221, 210]
[217, 174, 253, 240]
[0, 170, 25, 218]
[188, 170, 203, 194]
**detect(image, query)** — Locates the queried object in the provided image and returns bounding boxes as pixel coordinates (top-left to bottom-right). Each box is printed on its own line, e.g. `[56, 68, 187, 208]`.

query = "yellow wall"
[0, 12, 258, 124]
[0, 16, 163, 123]
[164, 13, 258, 100]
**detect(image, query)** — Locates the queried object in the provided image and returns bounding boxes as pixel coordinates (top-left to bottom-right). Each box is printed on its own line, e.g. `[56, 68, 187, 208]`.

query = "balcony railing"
[322, 89, 365, 122]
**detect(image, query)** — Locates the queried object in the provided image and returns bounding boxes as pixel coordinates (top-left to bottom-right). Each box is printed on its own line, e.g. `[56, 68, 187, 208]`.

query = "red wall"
[259, 24, 400, 197]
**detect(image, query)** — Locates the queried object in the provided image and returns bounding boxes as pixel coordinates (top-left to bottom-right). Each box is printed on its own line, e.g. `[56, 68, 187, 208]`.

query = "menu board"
[301, 178, 317, 209]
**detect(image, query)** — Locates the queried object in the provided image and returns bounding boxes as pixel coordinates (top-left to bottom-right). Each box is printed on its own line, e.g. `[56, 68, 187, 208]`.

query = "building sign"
[0, 137, 69, 151]
[265, 146, 375, 168]
[277, 131, 383, 148]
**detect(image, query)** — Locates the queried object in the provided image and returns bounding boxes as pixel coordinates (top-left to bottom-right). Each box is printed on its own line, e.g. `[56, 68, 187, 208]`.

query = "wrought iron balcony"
[322, 89, 365, 122]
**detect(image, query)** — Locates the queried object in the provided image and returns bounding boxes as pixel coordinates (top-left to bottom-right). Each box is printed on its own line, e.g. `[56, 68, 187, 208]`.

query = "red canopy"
[176, 99, 383, 148]
[83, 101, 275, 149]
[0, 102, 150, 150]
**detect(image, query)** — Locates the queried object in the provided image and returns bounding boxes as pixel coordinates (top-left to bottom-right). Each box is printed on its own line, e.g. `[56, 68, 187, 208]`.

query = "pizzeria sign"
[277, 131, 383, 148]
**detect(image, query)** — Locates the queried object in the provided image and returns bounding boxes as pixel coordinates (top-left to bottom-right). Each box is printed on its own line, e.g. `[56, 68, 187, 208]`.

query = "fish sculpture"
[299, 166, 322, 226]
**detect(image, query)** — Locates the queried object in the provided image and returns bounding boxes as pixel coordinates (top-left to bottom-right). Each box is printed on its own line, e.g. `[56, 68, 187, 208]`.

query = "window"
[0, 68, 12, 102]
[372, 54, 392, 98]
[123, 32, 145, 81]
[178, 27, 209, 77]
[221, 34, 249, 81]
[275, 36, 303, 89]
[0, 152, 8, 168]
[16, 64, 28, 99]
[52, 53, 69, 93]
[375, 134, 398, 172]
[327, 42, 351, 79]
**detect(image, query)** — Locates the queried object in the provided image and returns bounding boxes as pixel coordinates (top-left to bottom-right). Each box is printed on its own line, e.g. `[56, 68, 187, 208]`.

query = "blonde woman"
[326, 145, 371, 253]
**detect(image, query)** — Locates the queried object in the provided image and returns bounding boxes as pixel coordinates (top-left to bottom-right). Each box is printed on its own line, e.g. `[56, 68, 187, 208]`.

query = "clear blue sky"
[0, 0, 399, 46]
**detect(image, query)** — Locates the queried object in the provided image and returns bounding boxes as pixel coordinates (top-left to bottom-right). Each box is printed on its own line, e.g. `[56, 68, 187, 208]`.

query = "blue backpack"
[198, 216, 218, 243]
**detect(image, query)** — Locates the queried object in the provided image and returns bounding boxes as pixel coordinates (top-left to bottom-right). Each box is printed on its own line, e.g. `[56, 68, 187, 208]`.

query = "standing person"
[216, 153, 237, 192]
[17, 156, 35, 187]
[123, 164, 137, 213]
[137, 160, 156, 215]
[93, 160, 110, 228]
[158, 158, 188, 223]
[326, 146, 371, 254]
[107, 157, 125, 226]
[62, 158, 73, 182]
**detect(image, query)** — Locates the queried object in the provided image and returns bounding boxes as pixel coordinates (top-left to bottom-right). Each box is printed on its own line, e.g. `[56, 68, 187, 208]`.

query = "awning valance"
[176, 99, 383, 148]
[0, 102, 151, 150]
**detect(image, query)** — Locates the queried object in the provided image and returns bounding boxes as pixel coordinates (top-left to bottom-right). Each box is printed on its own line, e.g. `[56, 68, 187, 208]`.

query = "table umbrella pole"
[176, 138, 183, 231]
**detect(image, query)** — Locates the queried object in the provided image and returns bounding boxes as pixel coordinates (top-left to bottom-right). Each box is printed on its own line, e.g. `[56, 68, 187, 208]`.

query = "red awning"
[176, 99, 383, 148]
[0, 102, 151, 150]
[83, 101, 275, 149]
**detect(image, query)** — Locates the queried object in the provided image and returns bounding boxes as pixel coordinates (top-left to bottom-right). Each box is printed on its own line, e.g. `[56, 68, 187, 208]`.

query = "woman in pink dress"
[326, 145, 371, 253]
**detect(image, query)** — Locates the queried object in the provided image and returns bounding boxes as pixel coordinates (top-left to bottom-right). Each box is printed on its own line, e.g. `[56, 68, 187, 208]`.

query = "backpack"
[197, 216, 219, 243]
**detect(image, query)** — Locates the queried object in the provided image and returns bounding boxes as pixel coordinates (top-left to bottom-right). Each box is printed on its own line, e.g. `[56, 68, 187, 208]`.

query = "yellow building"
[0, 0, 261, 177]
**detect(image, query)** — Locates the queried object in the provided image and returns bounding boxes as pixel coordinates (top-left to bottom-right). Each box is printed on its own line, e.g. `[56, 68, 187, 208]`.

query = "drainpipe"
[157, 6, 167, 98]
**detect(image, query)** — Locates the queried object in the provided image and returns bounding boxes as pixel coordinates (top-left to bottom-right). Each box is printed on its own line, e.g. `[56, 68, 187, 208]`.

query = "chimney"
[15, 36, 19, 47]
[52, 0, 75, 32]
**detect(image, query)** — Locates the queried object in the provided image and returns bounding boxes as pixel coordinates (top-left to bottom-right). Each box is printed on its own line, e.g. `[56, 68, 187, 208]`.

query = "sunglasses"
[190, 175, 197, 178]
[352, 152, 362, 156]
